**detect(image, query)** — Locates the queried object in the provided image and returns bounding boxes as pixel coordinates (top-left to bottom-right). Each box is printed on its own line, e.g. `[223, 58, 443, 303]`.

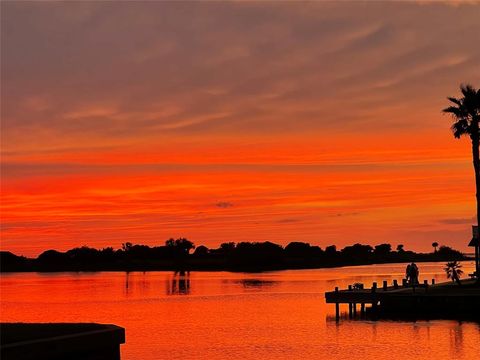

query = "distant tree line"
[0, 239, 467, 272]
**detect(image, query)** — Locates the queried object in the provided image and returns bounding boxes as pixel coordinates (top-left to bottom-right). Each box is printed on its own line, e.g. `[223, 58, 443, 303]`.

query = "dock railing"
[325, 278, 437, 321]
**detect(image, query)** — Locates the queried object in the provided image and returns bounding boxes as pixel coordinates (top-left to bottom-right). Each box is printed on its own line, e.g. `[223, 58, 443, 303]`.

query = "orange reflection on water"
[1, 262, 478, 360]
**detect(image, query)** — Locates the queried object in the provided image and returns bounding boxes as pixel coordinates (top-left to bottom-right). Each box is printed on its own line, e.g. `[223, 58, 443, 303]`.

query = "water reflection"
[124, 271, 151, 296]
[166, 271, 191, 295]
[450, 322, 464, 358]
[2, 263, 477, 360]
[234, 279, 277, 289]
[124, 271, 130, 296]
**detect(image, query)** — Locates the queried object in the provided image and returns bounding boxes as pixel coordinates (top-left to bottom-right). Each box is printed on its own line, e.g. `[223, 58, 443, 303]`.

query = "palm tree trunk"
[472, 121, 480, 278]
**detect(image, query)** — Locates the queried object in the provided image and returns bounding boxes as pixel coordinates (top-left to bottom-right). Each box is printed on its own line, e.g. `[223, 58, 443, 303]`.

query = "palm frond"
[452, 123, 469, 138]
[442, 106, 464, 117]
[447, 97, 462, 106]
[461, 83, 476, 98]
[444, 84, 479, 139]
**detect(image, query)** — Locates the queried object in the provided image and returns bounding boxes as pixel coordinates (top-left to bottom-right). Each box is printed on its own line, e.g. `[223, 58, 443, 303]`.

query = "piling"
[335, 287, 339, 321]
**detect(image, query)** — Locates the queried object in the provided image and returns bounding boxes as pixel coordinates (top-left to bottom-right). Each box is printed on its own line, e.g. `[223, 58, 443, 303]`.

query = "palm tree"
[444, 261, 463, 285]
[443, 84, 480, 278]
[432, 242, 439, 253]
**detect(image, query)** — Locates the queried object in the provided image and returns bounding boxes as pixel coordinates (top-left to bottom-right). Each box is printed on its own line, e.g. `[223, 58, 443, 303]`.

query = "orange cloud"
[2, 1, 479, 256]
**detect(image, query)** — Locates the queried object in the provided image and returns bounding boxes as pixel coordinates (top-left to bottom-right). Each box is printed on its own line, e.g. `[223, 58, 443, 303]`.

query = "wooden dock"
[0, 323, 125, 360]
[325, 279, 480, 320]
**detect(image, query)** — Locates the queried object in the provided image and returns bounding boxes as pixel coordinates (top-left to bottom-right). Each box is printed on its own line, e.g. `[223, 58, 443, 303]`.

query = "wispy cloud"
[215, 202, 234, 209]
[3, 1, 480, 150]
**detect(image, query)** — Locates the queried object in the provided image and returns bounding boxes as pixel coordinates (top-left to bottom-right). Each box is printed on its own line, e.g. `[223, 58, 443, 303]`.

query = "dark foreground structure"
[325, 279, 480, 321]
[0, 323, 125, 360]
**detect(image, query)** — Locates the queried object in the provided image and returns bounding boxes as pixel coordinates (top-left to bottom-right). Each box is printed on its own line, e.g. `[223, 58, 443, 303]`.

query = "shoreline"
[1, 257, 474, 274]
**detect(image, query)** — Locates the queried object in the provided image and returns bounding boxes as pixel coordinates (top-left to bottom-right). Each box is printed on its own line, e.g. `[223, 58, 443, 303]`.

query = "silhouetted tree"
[37, 250, 69, 269]
[0, 239, 469, 272]
[437, 245, 463, 260]
[176, 238, 195, 254]
[396, 244, 404, 252]
[285, 242, 311, 257]
[166, 238, 195, 255]
[325, 245, 337, 255]
[65, 246, 102, 267]
[374, 243, 392, 256]
[128, 244, 154, 259]
[193, 245, 209, 256]
[220, 242, 236, 253]
[0, 251, 28, 272]
[122, 242, 133, 252]
[432, 242, 439, 253]
[443, 84, 480, 277]
[341, 243, 373, 262]
[231, 241, 284, 269]
[100, 247, 116, 259]
[444, 261, 463, 285]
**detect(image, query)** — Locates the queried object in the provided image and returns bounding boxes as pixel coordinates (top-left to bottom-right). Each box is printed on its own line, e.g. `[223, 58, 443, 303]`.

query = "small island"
[1, 238, 468, 273]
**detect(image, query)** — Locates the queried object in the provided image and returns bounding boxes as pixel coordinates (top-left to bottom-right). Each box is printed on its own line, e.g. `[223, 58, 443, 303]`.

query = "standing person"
[412, 262, 419, 285]
[405, 263, 412, 284]
[409, 262, 419, 292]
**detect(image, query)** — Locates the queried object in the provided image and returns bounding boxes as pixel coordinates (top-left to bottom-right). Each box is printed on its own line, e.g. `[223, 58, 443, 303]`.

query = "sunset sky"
[2, 1, 480, 256]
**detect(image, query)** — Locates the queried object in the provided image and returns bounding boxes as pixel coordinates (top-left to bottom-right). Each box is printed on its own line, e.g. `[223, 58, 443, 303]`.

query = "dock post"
[431, 279, 435, 285]
[371, 283, 378, 316]
[360, 303, 365, 315]
[335, 287, 339, 321]
[348, 284, 353, 317]
[372, 300, 378, 317]
[393, 279, 398, 289]
[353, 303, 357, 316]
[402, 278, 407, 287]
[424, 280, 428, 292]
[383, 280, 387, 291]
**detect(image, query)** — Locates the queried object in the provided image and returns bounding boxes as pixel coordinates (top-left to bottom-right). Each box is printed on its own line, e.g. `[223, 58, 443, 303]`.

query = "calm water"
[1, 262, 479, 360]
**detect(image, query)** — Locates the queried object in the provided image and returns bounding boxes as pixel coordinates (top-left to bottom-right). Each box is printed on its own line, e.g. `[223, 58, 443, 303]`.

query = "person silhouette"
[408, 262, 419, 292]
[411, 262, 419, 284]
[405, 263, 411, 283]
